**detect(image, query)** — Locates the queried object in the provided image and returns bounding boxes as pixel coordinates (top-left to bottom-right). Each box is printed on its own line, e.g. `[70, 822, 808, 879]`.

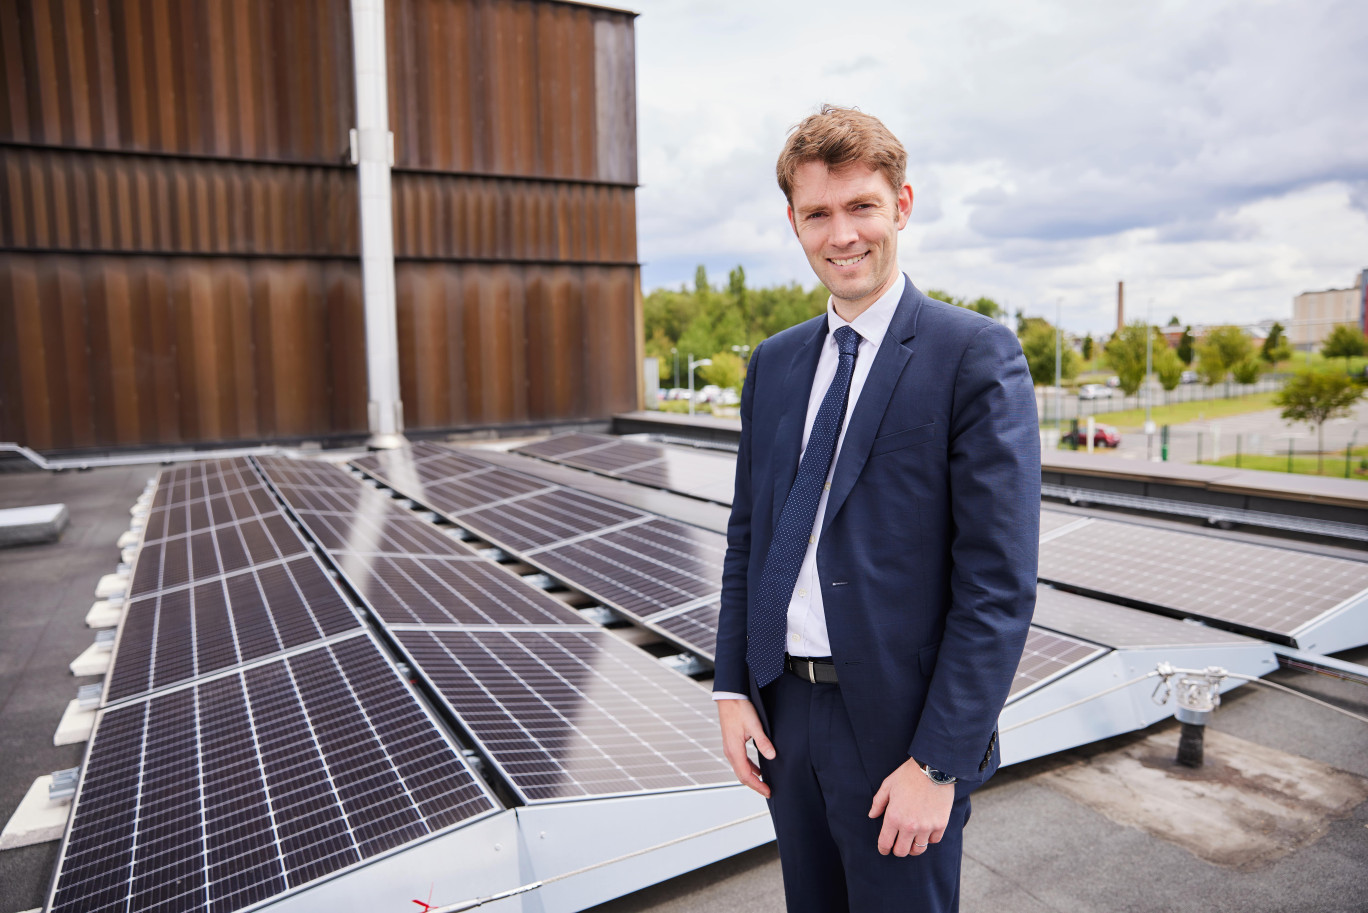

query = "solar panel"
[1008, 628, 1107, 700]
[458, 489, 644, 551]
[1039, 518, 1368, 640]
[511, 433, 736, 505]
[1033, 586, 1255, 649]
[392, 627, 732, 803]
[1039, 509, 1088, 537]
[650, 602, 721, 660]
[149, 458, 264, 509]
[49, 635, 498, 913]
[333, 552, 587, 627]
[106, 555, 362, 702]
[129, 512, 311, 598]
[531, 519, 726, 620]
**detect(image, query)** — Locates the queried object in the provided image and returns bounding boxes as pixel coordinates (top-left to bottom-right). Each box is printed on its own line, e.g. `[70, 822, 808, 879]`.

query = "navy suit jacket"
[714, 277, 1040, 790]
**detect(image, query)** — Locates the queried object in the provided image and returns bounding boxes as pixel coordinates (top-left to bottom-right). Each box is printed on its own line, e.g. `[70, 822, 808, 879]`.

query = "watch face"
[925, 766, 956, 785]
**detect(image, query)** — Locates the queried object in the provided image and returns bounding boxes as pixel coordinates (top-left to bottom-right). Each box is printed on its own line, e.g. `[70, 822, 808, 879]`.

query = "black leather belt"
[785, 654, 838, 684]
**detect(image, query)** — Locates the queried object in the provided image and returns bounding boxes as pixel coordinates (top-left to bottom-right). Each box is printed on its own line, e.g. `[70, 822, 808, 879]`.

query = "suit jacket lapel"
[821, 281, 923, 535]
[771, 317, 827, 530]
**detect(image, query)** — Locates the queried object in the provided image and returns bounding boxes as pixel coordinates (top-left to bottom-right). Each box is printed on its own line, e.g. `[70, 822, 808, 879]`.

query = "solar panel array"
[512, 432, 736, 504]
[53, 459, 499, 913]
[52, 635, 497, 913]
[1008, 627, 1107, 700]
[352, 443, 728, 660]
[109, 459, 364, 704]
[256, 454, 733, 803]
[1039, 517, 1368, 642]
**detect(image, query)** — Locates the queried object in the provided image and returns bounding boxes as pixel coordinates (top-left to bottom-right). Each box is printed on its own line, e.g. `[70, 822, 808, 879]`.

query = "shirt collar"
[825, 273, 904, 347]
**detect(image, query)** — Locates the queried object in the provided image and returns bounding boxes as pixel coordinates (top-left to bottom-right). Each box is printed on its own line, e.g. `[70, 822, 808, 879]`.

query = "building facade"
[1290, 269, 1368, 350]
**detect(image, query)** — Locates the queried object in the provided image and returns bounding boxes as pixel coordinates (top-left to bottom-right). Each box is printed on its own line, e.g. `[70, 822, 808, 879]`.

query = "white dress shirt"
[716, 274, 904, 700]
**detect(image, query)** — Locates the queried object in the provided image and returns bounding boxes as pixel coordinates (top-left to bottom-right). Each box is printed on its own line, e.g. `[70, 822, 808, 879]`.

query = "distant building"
[1290, 270, 1368, 350]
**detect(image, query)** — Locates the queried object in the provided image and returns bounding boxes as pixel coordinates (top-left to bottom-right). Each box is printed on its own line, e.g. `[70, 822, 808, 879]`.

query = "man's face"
[787, 161, 913, 316]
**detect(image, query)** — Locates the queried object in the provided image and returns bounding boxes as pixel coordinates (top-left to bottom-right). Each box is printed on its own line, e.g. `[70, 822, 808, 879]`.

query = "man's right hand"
[717, 698, 776, 798]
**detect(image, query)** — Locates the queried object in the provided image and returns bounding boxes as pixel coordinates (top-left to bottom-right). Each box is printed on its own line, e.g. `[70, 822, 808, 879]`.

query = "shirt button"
[809, 534, 816, 544]
[824, 482, 831, 491]
[797, 588, 807, 598]
[790, 633, 800, 643]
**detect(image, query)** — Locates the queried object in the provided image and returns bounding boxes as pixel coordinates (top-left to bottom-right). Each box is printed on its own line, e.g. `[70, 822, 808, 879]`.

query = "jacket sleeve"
[713, 339, 763, 695]
[907, 322, 1040, 780]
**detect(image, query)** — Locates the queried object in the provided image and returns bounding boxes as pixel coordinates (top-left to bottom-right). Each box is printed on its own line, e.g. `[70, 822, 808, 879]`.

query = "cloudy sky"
[629, 0, 1368, 335]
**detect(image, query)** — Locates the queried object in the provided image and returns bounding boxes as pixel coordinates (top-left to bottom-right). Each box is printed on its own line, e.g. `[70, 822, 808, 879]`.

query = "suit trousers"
[759, 672, 970, 913]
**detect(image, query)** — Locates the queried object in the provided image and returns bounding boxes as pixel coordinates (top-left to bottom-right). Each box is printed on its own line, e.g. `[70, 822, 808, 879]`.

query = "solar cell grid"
[130, 513, 310, 598]
[1008, 629, 1107, 699]
[1040, 519, 1368, 637]
[459, 489, 644, 551]
[335, 553, 586, 627]
[51, 636, 497, 913]
[513, 432, 611, 459]
[1039, 510, 1086, 537]
[533, 519, 725, 620]
[293, 509, 474, 557]
[1032, 586, 1255, 648]
[651, 602, 720, 660]
[394, 628, 731, 802]
[107, 555, 362, 702]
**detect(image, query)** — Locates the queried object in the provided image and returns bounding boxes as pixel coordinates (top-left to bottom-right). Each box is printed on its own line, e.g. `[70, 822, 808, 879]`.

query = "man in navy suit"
[713, 105, 1039, 912]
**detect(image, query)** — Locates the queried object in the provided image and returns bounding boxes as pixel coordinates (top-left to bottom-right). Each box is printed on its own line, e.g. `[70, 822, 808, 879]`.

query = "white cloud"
[630, 0, 1368, 334]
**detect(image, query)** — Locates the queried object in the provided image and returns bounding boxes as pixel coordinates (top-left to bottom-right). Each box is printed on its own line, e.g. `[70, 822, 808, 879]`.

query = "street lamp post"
[1146, 299, 1154, 461]
[688, 355, 712, 417]
[671, 347, 679, 389]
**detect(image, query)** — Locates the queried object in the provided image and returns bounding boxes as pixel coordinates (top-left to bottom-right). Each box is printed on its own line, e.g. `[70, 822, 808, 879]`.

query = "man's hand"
[717, 699, 776, 798]
[868, 757, 954, 856]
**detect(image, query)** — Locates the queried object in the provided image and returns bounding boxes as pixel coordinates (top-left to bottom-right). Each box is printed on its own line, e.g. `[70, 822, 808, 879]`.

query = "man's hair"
[776, 104, 907, 205]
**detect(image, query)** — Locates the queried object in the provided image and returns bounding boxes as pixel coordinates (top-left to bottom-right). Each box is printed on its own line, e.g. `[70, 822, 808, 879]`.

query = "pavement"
[2, 460, 1367, 913]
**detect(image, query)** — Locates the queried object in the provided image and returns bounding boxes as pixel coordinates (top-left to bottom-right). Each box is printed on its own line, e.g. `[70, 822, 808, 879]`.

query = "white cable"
[1001, 671, 1161, 733]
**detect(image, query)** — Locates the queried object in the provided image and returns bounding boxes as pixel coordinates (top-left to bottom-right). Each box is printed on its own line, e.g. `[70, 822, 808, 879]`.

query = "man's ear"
[896, 184, 913, 230]
[787, 205, 798, 237]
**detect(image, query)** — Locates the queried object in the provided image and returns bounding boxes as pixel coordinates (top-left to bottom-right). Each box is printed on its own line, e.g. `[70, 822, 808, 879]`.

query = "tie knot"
[833, 325, 860, 358]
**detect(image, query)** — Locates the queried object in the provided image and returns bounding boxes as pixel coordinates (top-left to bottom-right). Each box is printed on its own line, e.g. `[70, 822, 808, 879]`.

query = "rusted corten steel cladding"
[0, 0, 640, 451]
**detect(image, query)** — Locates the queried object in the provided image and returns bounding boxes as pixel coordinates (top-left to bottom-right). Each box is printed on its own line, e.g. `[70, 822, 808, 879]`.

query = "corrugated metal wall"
[0, 0, 639, 451]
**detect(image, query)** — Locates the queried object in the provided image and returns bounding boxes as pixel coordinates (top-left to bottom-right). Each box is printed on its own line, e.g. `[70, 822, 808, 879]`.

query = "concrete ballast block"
[0, 503, 69, 548]
[86, 600, 125, 629]
[54, 699, 96, 746]
[0, 776, 71, 850]
[69, 643, 111, 676]
[94, 573, 127, 599]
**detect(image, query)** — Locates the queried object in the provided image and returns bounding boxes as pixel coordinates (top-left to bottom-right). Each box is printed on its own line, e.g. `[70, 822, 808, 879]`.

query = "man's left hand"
[868, 757, 954, 856]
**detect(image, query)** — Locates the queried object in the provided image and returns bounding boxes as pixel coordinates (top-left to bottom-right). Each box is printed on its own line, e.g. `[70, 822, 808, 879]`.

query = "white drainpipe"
[350, 0, 405, 449]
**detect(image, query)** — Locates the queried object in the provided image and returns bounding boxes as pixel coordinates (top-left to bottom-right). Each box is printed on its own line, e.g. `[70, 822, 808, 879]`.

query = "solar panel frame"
[48, 632, 500, 913]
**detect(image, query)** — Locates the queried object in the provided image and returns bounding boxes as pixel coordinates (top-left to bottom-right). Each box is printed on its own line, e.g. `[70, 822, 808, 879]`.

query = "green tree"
[1231, 357, 1262, 385]
[1167, 315, 1181, 326]
[1322, 324, 1366, 372]
[1155, 345, 1184, 395]
[1275, 372, 1366, 474]
[699, 350, 745, 391]
[1017, 314, 1052, 338]
[1261, 322, 1292, 365]
[1196, 325, 1253, 392]
[1103, 321, 1158, 396]
[926, 288, 966, 308]
[1081, 333, 1094, 361]
[927, 289, 1003, 321]
[1019, 321, 1079, 387]
[1176, 326, 1195, 365]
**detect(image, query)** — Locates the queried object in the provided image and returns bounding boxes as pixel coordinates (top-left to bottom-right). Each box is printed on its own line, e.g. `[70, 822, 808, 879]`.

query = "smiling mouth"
[829, 253, 867, 267]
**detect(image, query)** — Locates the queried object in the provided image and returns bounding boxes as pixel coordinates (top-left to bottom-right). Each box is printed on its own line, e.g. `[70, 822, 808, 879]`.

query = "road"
[1049, 399, 1368, 466]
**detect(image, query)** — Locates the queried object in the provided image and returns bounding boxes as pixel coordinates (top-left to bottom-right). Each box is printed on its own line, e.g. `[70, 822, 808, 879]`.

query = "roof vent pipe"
[350, 0, 406, 450]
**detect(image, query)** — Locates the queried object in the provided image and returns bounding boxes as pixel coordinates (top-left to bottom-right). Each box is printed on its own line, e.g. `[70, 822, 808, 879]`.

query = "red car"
[1061, 424, 1121, 448]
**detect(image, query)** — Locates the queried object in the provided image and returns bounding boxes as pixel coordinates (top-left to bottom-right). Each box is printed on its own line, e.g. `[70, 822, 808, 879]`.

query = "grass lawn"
[1202, 449, 1368, 479]
[1091, 392, 1280, 432]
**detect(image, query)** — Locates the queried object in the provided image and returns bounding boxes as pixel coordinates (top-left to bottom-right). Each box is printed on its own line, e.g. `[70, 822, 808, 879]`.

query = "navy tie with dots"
[748, 325, 861, 687]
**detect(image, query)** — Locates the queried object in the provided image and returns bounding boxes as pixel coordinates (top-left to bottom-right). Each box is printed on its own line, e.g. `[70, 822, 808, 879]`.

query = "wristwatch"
[919, 763, 957, 786]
